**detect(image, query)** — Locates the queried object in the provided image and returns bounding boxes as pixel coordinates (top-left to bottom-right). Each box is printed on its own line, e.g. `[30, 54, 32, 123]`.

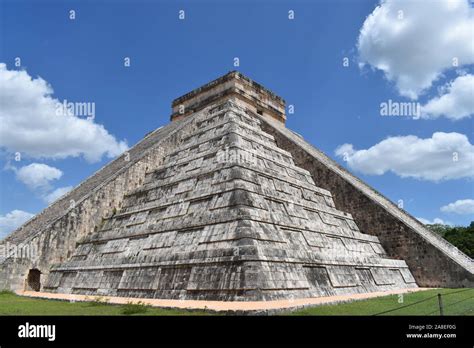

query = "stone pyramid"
[1, 72, 472, 301]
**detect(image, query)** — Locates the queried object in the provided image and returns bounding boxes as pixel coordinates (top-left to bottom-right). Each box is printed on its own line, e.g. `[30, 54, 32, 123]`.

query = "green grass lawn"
[288, 288, 474, 316]
[0, 288, 472, 316]
[0, 291, 210, 316]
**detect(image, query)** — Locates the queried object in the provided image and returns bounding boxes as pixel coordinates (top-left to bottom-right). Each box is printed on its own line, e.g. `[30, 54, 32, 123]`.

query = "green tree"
[427, 221, 474, 258]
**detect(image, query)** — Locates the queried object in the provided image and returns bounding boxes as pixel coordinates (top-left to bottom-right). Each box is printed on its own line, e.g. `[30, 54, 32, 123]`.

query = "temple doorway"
[26, 269, 41, 291]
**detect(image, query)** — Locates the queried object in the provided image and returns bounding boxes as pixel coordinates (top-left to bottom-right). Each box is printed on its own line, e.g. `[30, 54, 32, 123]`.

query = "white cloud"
[441, 199, 474, 215]
[417, 217, 452, 225]
[15, 163, 62, 190]
[357, 0, 474, 99]
[43, 186, 73, 204]
[420, 74, 474, 120]
[0, 210, 34, 239]
[0, 63, 128, 162]
[11, 163, 72, 204]
[335, 132, 474, 181]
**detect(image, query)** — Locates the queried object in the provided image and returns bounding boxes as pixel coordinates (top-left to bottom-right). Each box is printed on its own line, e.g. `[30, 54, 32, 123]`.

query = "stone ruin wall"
[257, 115, 474, 288]
[0, 116, 200, 291]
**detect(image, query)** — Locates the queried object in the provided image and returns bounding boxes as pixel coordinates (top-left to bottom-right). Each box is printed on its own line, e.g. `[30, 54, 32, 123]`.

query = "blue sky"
[0, 0, 473, 237]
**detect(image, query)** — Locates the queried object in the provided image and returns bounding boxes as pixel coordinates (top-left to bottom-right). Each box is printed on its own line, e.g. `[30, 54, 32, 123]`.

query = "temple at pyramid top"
[171, 71, 287, 124]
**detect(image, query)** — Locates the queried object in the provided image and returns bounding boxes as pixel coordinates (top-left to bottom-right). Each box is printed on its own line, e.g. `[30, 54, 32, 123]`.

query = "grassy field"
[0, 291, 210, 316]
[288, 288, 474, 316]
[0, 288, 472, 315]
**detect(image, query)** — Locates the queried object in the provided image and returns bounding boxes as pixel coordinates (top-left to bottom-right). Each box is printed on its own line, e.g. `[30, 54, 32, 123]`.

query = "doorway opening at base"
[26, 269, 41, 291]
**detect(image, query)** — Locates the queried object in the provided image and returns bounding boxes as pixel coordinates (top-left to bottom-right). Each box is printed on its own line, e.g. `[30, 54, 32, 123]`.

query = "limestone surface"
[43, 101, 416, 300]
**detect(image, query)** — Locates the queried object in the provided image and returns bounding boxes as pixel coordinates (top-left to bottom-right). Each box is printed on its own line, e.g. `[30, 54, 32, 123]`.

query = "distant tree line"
[426, 221, 474, 258]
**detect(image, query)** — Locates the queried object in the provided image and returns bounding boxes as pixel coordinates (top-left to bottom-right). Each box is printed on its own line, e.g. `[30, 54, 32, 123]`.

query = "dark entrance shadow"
[26, 269, 41, 291]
